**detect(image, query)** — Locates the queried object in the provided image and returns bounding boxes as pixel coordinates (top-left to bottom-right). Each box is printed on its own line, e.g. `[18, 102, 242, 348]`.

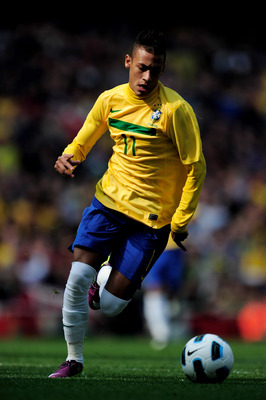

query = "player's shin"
[62, 261, 96, 364]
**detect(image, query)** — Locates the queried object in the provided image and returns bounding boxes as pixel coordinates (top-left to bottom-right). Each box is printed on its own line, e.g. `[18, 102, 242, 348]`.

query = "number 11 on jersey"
[121, 134, 136, 156]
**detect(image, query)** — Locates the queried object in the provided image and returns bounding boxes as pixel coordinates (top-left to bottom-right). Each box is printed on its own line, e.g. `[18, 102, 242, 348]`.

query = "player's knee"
[67, 261, 96, 289]
[100, 287, 130, 317]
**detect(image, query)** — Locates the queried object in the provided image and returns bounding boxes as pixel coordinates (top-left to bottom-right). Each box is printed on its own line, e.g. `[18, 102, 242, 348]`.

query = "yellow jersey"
[63, 82, 206, 232]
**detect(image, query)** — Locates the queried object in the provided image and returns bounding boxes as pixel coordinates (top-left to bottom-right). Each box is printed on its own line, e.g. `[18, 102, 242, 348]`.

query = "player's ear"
[125, 54, 131, 69]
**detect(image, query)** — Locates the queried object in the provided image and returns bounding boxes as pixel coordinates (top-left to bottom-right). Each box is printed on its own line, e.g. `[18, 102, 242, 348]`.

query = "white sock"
[100, 287, 130, 317]
[143, 291, 170, 344]
[97, 263, 112, 297]
[62, 261, 96, 364]
[66, 341, 84, 364]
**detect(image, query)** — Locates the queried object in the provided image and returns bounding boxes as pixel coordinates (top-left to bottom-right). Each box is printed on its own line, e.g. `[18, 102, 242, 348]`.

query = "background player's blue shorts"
[71, 197, 170, 286]
[142, 248, 184, 291]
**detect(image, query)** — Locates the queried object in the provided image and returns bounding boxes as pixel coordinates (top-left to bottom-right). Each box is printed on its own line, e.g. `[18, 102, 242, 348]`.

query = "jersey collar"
[124, 82, 160, 105]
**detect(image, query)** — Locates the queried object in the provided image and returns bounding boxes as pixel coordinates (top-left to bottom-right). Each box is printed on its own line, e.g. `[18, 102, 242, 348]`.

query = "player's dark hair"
[131, 29, 166, 63]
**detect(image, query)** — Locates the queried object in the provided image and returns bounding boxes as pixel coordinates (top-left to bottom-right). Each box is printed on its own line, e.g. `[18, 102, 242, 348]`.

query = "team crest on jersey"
[151, 108, 162, 123]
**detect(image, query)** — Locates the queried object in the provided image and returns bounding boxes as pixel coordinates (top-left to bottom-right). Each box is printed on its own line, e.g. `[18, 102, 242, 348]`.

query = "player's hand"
[171, 230, 188, 252]
[54, 154, 80, 178]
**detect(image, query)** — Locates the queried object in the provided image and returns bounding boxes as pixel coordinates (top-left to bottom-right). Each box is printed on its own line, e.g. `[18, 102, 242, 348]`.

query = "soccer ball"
[180, 333, 234, 383]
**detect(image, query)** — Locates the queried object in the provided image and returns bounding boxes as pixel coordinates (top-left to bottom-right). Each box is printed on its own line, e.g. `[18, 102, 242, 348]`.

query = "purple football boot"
[49, 360, 83, 378]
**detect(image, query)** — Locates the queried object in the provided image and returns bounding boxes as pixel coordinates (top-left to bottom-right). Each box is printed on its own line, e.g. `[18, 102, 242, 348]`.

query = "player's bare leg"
[105, 269, 138, 300]
[73, 246, 106, 269]
[89, 260, 138, 315]
[100, 269, 136, 317]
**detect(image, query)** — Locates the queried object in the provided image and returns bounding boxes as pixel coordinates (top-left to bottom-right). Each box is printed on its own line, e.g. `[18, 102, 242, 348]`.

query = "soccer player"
[49, 29, 206, 378]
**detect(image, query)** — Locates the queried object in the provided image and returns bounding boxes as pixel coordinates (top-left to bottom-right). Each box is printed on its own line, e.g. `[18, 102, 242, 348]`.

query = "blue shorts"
[142, 248, 184, 291]
[71, 197, 170, 285]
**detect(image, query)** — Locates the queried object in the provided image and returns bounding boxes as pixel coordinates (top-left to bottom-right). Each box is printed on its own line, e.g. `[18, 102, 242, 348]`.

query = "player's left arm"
[169, 102, 207, 246]
[171, 154, 206, 232]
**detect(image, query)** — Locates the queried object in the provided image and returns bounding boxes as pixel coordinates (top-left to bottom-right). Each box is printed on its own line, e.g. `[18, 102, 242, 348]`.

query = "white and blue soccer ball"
[181, 333, 234, 383]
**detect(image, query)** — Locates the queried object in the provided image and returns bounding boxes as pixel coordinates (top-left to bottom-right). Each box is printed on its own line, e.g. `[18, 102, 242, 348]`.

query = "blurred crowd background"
[0, 18, 266, 342]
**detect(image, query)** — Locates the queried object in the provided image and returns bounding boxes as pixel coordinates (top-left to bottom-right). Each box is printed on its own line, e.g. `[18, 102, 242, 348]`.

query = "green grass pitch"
[0, 337, 265, 400]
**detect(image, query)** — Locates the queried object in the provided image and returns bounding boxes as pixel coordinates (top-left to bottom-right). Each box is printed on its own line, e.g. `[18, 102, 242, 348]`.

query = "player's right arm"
[54, 154, 80, 178]
[55, 93, 108, 177]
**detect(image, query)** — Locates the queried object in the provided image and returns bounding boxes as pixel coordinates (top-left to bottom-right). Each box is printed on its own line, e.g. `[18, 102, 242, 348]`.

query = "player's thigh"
[71, 203, 123, 269]
[110, 223, 170, 289]
[73, 246, 106, 270]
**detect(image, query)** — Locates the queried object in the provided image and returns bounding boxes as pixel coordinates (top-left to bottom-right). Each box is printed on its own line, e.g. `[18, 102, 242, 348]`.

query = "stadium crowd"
[0, 23, 265, 340]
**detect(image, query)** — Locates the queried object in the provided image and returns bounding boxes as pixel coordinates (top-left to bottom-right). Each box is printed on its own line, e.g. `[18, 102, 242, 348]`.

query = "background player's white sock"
[62, 261, 96, 364]
[143, 291, 170, 347]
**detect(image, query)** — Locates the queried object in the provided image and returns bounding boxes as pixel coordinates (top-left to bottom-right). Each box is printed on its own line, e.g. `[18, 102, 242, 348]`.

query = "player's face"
[125, 47, 165, 97]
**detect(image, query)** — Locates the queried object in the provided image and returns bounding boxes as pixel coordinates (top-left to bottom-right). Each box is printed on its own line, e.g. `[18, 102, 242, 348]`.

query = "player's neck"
[125, 82, 160, 105]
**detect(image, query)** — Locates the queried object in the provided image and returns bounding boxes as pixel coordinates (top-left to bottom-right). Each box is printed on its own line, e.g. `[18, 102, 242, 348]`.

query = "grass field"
[0, 336, 265, 400]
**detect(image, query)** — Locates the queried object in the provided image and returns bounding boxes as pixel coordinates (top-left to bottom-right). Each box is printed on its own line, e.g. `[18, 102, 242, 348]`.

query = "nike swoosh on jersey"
[110, 108, 123, 113]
